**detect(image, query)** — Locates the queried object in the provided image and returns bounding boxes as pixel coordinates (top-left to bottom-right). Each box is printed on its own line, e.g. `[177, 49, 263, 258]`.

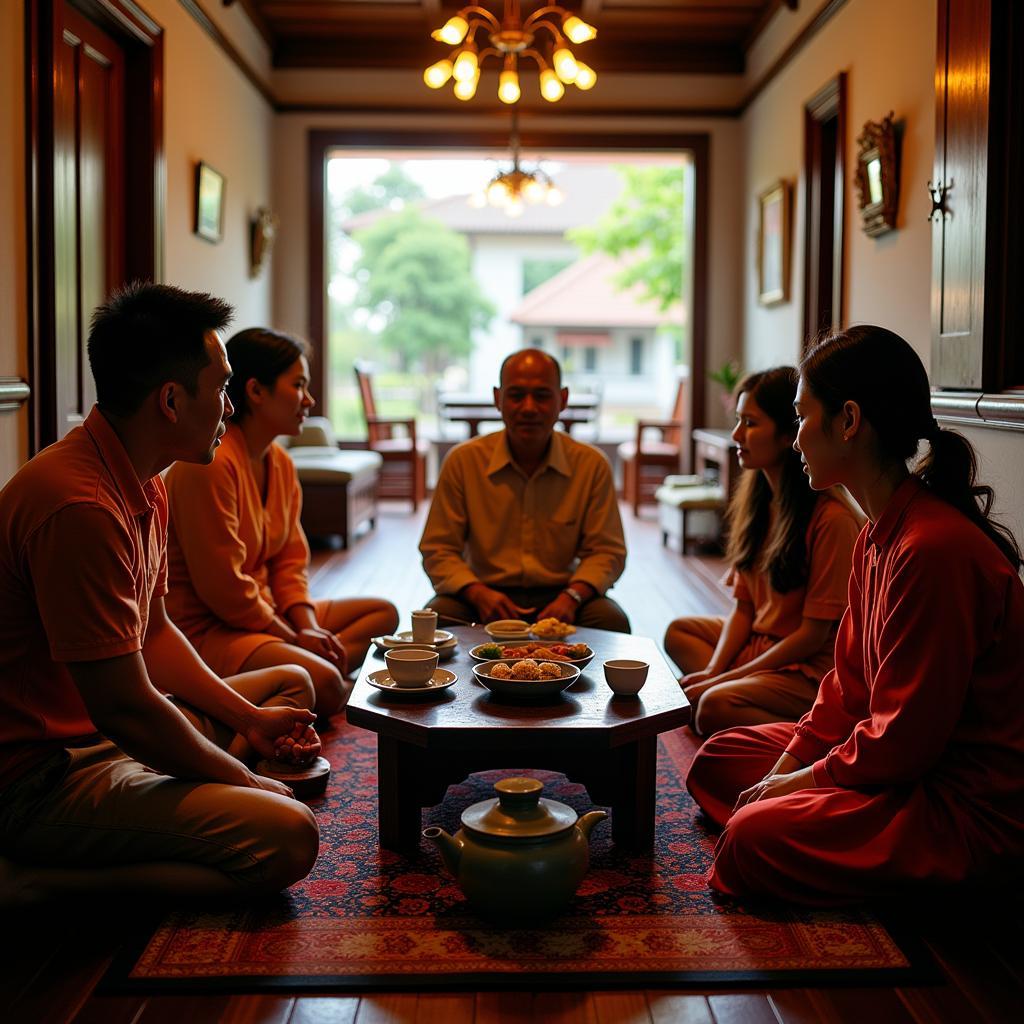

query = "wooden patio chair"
[617, 377, 687, 516]
[354, 362, 427, 511]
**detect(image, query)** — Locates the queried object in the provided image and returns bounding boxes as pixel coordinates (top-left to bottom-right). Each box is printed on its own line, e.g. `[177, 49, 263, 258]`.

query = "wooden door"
[52, 1, 125, 439]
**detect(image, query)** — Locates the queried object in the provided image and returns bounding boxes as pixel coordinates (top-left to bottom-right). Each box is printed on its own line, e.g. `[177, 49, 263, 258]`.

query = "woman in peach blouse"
[166, 328, 398, 716]
[664, 367, 861, 737]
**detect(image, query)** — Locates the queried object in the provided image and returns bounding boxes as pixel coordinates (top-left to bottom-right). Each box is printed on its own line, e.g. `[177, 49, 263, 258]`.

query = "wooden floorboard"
[7, 504, 1020, 1024]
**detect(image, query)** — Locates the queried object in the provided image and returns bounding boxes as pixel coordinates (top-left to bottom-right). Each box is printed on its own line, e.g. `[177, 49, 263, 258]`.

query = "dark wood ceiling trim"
[275, 101, 743, 119]
[272, 36, 745, 75]
[222, 0, 275, 50]
[740, 0, 848, 113]
[177, 0, 274, 106]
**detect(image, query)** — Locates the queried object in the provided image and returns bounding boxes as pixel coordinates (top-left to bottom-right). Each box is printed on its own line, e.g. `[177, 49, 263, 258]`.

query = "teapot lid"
[461, 777, 577, 841]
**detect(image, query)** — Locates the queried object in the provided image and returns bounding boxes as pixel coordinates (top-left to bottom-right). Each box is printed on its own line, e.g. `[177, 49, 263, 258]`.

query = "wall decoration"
[757, 180, 792, 306]
[194, 162, 225, 243]
[250, 208, 278, 278]
[854, 112, 901, 237]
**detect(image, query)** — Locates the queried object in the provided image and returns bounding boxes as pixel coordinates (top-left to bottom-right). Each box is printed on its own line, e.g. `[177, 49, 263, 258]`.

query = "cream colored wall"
[0, 0, 275, 486]
[742, 0, 936, 370]
[271, 112, 743, 430]
[0, 0, 28, 483]
[145, 0, 275, 330]
[743, 0, 1023, 546]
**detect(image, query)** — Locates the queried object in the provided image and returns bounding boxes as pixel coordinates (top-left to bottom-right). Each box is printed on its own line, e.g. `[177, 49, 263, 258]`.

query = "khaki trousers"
[0, 672, 319, 892]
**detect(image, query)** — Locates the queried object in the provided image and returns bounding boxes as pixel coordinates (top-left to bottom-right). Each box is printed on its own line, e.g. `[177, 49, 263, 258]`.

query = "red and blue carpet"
[109, 721, 926, 991]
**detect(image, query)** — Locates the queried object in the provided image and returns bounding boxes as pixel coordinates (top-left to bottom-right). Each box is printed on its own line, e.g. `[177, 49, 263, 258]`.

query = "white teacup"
[385, 648, 439, 687]
[411, 609, 438, 644]
[603, 659, 649, 696]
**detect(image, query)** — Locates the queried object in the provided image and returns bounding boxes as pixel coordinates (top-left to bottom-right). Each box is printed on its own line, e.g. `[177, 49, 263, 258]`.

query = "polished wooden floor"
[5, 504, 1022, 1023]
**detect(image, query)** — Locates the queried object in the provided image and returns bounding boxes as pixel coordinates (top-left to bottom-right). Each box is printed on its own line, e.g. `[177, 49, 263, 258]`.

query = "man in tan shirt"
[420, 349, 629, 632]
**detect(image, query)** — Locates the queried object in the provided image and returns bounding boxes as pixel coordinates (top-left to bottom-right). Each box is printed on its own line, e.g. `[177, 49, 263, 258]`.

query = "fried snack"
[532, 617, 576, 639]
[566, 643, 590, 659]
[489, 662, 513, 679]
[537, 661, 562, 679]
[510, 659, 542, 680]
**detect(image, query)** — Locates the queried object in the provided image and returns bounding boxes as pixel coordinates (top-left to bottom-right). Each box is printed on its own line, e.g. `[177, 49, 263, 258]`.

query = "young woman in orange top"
[687, 326, 1024, 904]
[664, 367, 860, 737]
[166, 328, 398, 717]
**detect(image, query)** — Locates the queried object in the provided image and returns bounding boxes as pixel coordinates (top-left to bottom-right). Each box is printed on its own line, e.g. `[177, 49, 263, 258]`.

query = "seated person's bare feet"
[273, 722, 321, 767]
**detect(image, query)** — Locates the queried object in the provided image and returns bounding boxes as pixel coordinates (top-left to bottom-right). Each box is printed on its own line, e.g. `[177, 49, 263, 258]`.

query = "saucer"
[382, 630, 455, 646]
[371, 635, 458, 660]
[366, 668, 457, 695]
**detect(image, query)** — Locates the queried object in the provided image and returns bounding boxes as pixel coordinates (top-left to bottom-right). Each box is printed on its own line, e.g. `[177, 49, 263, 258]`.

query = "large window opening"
[312, 134, 706, 447]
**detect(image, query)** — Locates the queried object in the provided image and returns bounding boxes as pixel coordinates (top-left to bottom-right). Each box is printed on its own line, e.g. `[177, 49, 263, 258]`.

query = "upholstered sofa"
[278, 417, 381, 548]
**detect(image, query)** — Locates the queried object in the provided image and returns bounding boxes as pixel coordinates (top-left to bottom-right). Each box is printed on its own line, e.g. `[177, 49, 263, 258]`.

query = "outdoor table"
[346, 625, 690, 852]
[438, 392, 599, 437]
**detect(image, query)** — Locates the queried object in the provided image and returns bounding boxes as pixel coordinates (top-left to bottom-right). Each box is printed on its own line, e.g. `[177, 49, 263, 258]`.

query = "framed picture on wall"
[757, 180, 791, 306]
[194, 162, 225, 243]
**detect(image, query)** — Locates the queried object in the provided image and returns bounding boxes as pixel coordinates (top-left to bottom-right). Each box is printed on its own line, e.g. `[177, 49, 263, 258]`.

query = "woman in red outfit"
[664, 367, 860, 736]
[687, 326, 1024, 905]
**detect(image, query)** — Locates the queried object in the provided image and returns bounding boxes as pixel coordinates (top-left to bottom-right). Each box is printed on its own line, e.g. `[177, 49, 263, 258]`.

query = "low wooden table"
[346, 626, 689, 852]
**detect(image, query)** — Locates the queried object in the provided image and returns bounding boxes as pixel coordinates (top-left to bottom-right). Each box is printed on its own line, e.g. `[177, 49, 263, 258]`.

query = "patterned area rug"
[109, 721, 923, 991]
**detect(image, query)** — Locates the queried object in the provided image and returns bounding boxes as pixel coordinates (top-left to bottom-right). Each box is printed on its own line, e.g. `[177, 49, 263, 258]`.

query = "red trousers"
[686, 723, 993, 906]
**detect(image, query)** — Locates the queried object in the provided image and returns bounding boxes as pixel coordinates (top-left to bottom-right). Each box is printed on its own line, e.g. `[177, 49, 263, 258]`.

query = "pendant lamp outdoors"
[468, 110, 563, 216]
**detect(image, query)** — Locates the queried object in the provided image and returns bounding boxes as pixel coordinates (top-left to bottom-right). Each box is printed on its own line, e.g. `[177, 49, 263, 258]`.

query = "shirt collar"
[83, 406, 155, 517]
[486, 429, 572, 479]
[866, 476, 922, 550]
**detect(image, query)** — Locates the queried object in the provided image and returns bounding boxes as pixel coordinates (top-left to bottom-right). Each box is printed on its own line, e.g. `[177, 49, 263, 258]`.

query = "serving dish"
[468, 641, 594, 670]
[471, 659, 580, 700]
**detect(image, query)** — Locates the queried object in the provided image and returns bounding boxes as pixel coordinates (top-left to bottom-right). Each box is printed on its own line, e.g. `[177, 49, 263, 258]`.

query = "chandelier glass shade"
[424, 1, 597, 103]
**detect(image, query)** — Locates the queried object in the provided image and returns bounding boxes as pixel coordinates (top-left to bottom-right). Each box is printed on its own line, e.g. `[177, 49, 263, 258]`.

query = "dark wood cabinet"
[931, 0, 1023, 391]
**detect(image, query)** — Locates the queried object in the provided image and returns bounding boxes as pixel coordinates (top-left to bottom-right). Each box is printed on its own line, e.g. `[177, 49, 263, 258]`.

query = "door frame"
[307, 129, 711, 457]
[26, 0, 165, 453]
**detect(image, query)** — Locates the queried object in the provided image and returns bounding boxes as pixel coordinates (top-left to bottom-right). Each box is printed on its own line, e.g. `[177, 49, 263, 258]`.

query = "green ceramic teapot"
[422, 776, 608, 919]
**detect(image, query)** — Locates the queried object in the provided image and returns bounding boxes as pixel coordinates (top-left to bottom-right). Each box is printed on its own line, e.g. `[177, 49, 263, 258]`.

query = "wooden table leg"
[376, 735, 424, 852]
[609, 736, 658, 849]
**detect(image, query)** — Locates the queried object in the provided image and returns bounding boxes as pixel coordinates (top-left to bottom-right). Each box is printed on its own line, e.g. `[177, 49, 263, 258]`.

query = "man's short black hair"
[498, 348, 562, 388]
[87, 281, 234, 416]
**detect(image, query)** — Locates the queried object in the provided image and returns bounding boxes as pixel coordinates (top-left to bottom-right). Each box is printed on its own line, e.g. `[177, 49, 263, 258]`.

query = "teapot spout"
[577, 810, 609, 842]
[422, 826, 462, 876]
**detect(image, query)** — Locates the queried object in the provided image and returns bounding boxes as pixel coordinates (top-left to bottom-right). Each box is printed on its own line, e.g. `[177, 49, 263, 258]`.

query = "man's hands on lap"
[463, 583, 535, 624]
[536, 592, 578, 624]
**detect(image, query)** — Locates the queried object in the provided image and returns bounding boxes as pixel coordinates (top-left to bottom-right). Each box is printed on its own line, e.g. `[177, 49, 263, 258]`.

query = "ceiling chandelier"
[424, 1, 598, 104]
[468, 111, 563, 216]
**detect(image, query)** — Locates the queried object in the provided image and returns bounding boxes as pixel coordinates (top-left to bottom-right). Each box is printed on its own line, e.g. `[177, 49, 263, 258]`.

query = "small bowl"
[484, 619, 532, 640]
[385, 648, 440, 687]
[603, 659, 649, 696]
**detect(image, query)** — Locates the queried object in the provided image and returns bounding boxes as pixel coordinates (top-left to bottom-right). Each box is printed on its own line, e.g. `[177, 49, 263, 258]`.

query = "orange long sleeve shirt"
[165, 424, 313, 645]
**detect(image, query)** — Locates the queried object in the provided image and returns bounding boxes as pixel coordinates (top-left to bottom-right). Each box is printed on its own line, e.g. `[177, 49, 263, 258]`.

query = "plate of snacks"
[530, 616, 577, 640]
[469, 640, 594, 670]
[472, 658, 581, 699]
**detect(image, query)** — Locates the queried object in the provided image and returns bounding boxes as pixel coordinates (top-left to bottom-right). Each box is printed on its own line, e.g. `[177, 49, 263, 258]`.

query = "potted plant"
[709, 359, 742, 416]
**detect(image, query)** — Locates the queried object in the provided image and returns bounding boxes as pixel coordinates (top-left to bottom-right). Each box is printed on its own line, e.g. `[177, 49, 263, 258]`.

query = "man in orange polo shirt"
[0, 283, 321, 907]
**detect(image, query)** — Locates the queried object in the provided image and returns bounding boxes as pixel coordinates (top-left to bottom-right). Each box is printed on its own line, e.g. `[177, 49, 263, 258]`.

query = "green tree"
[344, 163, 425, 216]
[568, 165, 687, 313]
[353, 208, 494, 373]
